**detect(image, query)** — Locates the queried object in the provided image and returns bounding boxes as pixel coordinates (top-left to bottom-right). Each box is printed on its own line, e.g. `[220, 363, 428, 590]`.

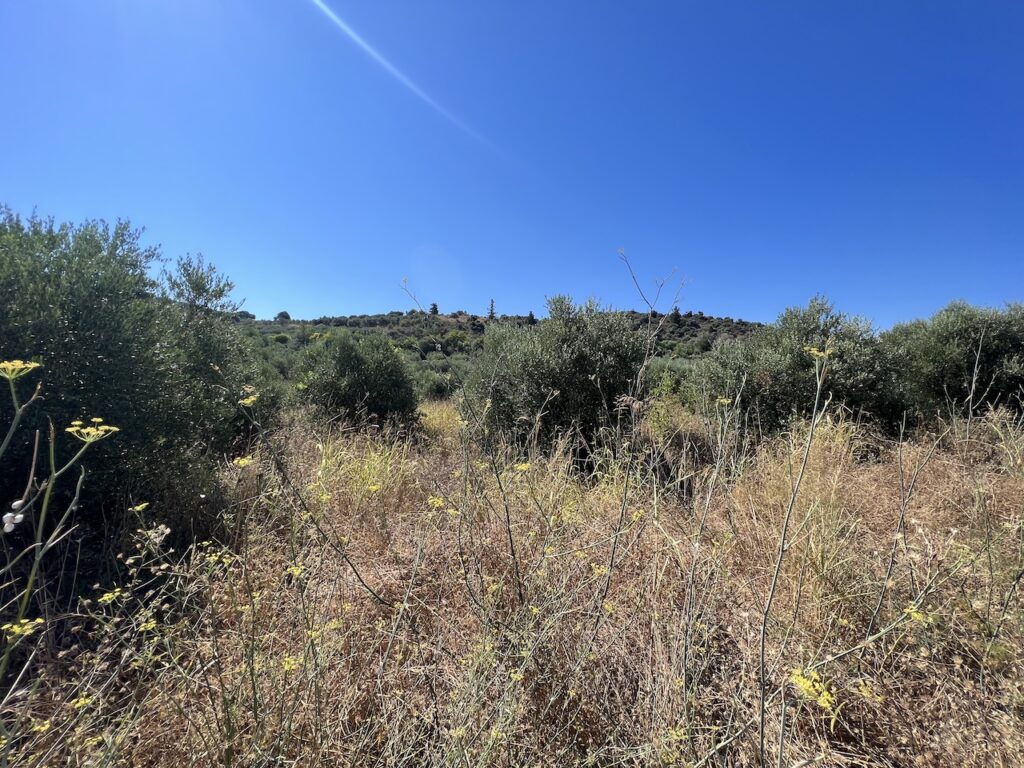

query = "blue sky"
[2, 1, 1022, 326]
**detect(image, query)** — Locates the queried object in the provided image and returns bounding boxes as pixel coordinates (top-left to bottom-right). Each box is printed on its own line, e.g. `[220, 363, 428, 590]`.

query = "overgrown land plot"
[2, 210, 1023, 766]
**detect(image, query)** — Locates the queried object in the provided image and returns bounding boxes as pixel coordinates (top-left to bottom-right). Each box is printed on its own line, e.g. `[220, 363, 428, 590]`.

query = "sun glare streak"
[307, 0, 488, 145]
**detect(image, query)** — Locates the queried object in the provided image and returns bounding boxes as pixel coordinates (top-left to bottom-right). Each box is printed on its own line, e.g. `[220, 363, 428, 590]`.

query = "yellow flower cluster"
[66, 418, 120, 443]
[238, 386, 260, 407]
[232, 455, 255, 468]
[282, 654, 301, 672]
[514, 462, 531, 472]
[2, 617, 44, 638]
[716, 397, 732, 406]
[0, 359, 42, 380]
[427, 495, 445, 510]
[97, 587, 125, 605]
[665, 726, 687, 742]
[903, 604, 936, 625]
[789, 668, 835, 711]
[804, 338, 835, 360]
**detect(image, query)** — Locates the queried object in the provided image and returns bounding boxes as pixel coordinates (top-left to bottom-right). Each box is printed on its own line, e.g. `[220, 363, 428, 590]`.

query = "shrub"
[467, 296, 647, 448]
[881, 302, 1024, 419]
[299, 332, 417, 423]
[0, 209, 267, 536]
[684, 297, 900, 433]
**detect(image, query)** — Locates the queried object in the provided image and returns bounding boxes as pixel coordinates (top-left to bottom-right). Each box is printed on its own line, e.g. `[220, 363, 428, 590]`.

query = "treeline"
[237, 303, 758, 400]
[3, 208, 1022, 545]
[666, 298, 1024, 435]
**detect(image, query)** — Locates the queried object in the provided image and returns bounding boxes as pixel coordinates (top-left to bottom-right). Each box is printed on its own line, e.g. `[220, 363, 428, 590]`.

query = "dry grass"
[6, 403, 1024, 766]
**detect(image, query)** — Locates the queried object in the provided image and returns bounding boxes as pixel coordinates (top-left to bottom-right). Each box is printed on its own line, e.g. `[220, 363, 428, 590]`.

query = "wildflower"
[31, 719, 51, 734]
[129, 502, 150, 513]
[367, 484, 382, 493]
[2, 617, 44, 638]
[286, 562, 305, 578]
[590, 563, 609, 577]
[804, 338, 835, 360]
[665, 726, 687, 742]
[282, 654, 301, 672]
[509, 670, 524, 682]
[529, 604, 541, 616]
[789, 668, 835, 711]
[716, 397, 732, 406]
[139, 618, 157, 632]
[514, 462, 531, 472]
[0, 359, 42, 380]
[71, 695, 91, 710]
[903, 604, 932, 624]
[238, 386, 260, 407]
[427, 495, 445, 509]
[66, 419, 120, 443]
[232, 455, 255, 468]
[97, 587, 125, 605]
[602, 599, 615, 616]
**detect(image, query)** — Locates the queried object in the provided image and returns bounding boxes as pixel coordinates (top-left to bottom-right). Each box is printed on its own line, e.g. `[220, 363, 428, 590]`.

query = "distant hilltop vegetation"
[236, 306, 762, 359]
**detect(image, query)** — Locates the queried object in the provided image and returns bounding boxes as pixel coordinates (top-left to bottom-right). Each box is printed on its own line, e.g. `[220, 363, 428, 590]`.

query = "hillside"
[240, 307, 761, 357]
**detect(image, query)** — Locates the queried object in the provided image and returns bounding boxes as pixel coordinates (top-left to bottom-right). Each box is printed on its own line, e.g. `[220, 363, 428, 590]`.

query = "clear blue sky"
[2, 1, 1022, 325]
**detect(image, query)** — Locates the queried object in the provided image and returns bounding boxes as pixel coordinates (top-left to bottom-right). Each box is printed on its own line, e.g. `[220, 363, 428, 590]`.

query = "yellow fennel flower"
[66, 419, 120, 443]
[0, 359, 42, 380]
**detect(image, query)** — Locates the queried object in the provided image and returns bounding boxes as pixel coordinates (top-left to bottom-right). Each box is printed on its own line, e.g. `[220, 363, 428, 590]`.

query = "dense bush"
[683, 298, 899, 433]
[467, 296, 648, 448]
[298, 331, 417, 423]
[0, 208, 267, 534]
[881, 302, 1024, 419]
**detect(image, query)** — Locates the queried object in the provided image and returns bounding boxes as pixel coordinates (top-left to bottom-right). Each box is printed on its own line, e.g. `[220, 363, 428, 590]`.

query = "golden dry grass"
[8, 403, 1024, 766]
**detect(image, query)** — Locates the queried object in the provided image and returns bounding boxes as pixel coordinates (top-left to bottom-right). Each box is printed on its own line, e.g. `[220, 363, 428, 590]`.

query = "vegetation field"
[2, 210, 1023, 766]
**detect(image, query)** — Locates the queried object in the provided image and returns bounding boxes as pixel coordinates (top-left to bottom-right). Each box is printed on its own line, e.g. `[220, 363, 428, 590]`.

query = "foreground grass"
[6, 403, 1024, 766]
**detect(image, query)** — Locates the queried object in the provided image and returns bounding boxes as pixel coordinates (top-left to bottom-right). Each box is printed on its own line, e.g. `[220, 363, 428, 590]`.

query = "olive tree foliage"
[298, 331, 418, 424]
[880, 302, 1024, 419]
[0, 208, 266, 531]
[467, 296, 648, 449]
[685, 297, 899, 433]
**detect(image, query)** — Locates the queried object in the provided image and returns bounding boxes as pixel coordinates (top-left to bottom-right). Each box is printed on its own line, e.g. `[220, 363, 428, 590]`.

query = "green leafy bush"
[0, 209, 267, 535]
[467, 296, 647, 448]
[684, 298, 899, 433]
[299, 331, 417, 423]
[881, 302, 1024, 419]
